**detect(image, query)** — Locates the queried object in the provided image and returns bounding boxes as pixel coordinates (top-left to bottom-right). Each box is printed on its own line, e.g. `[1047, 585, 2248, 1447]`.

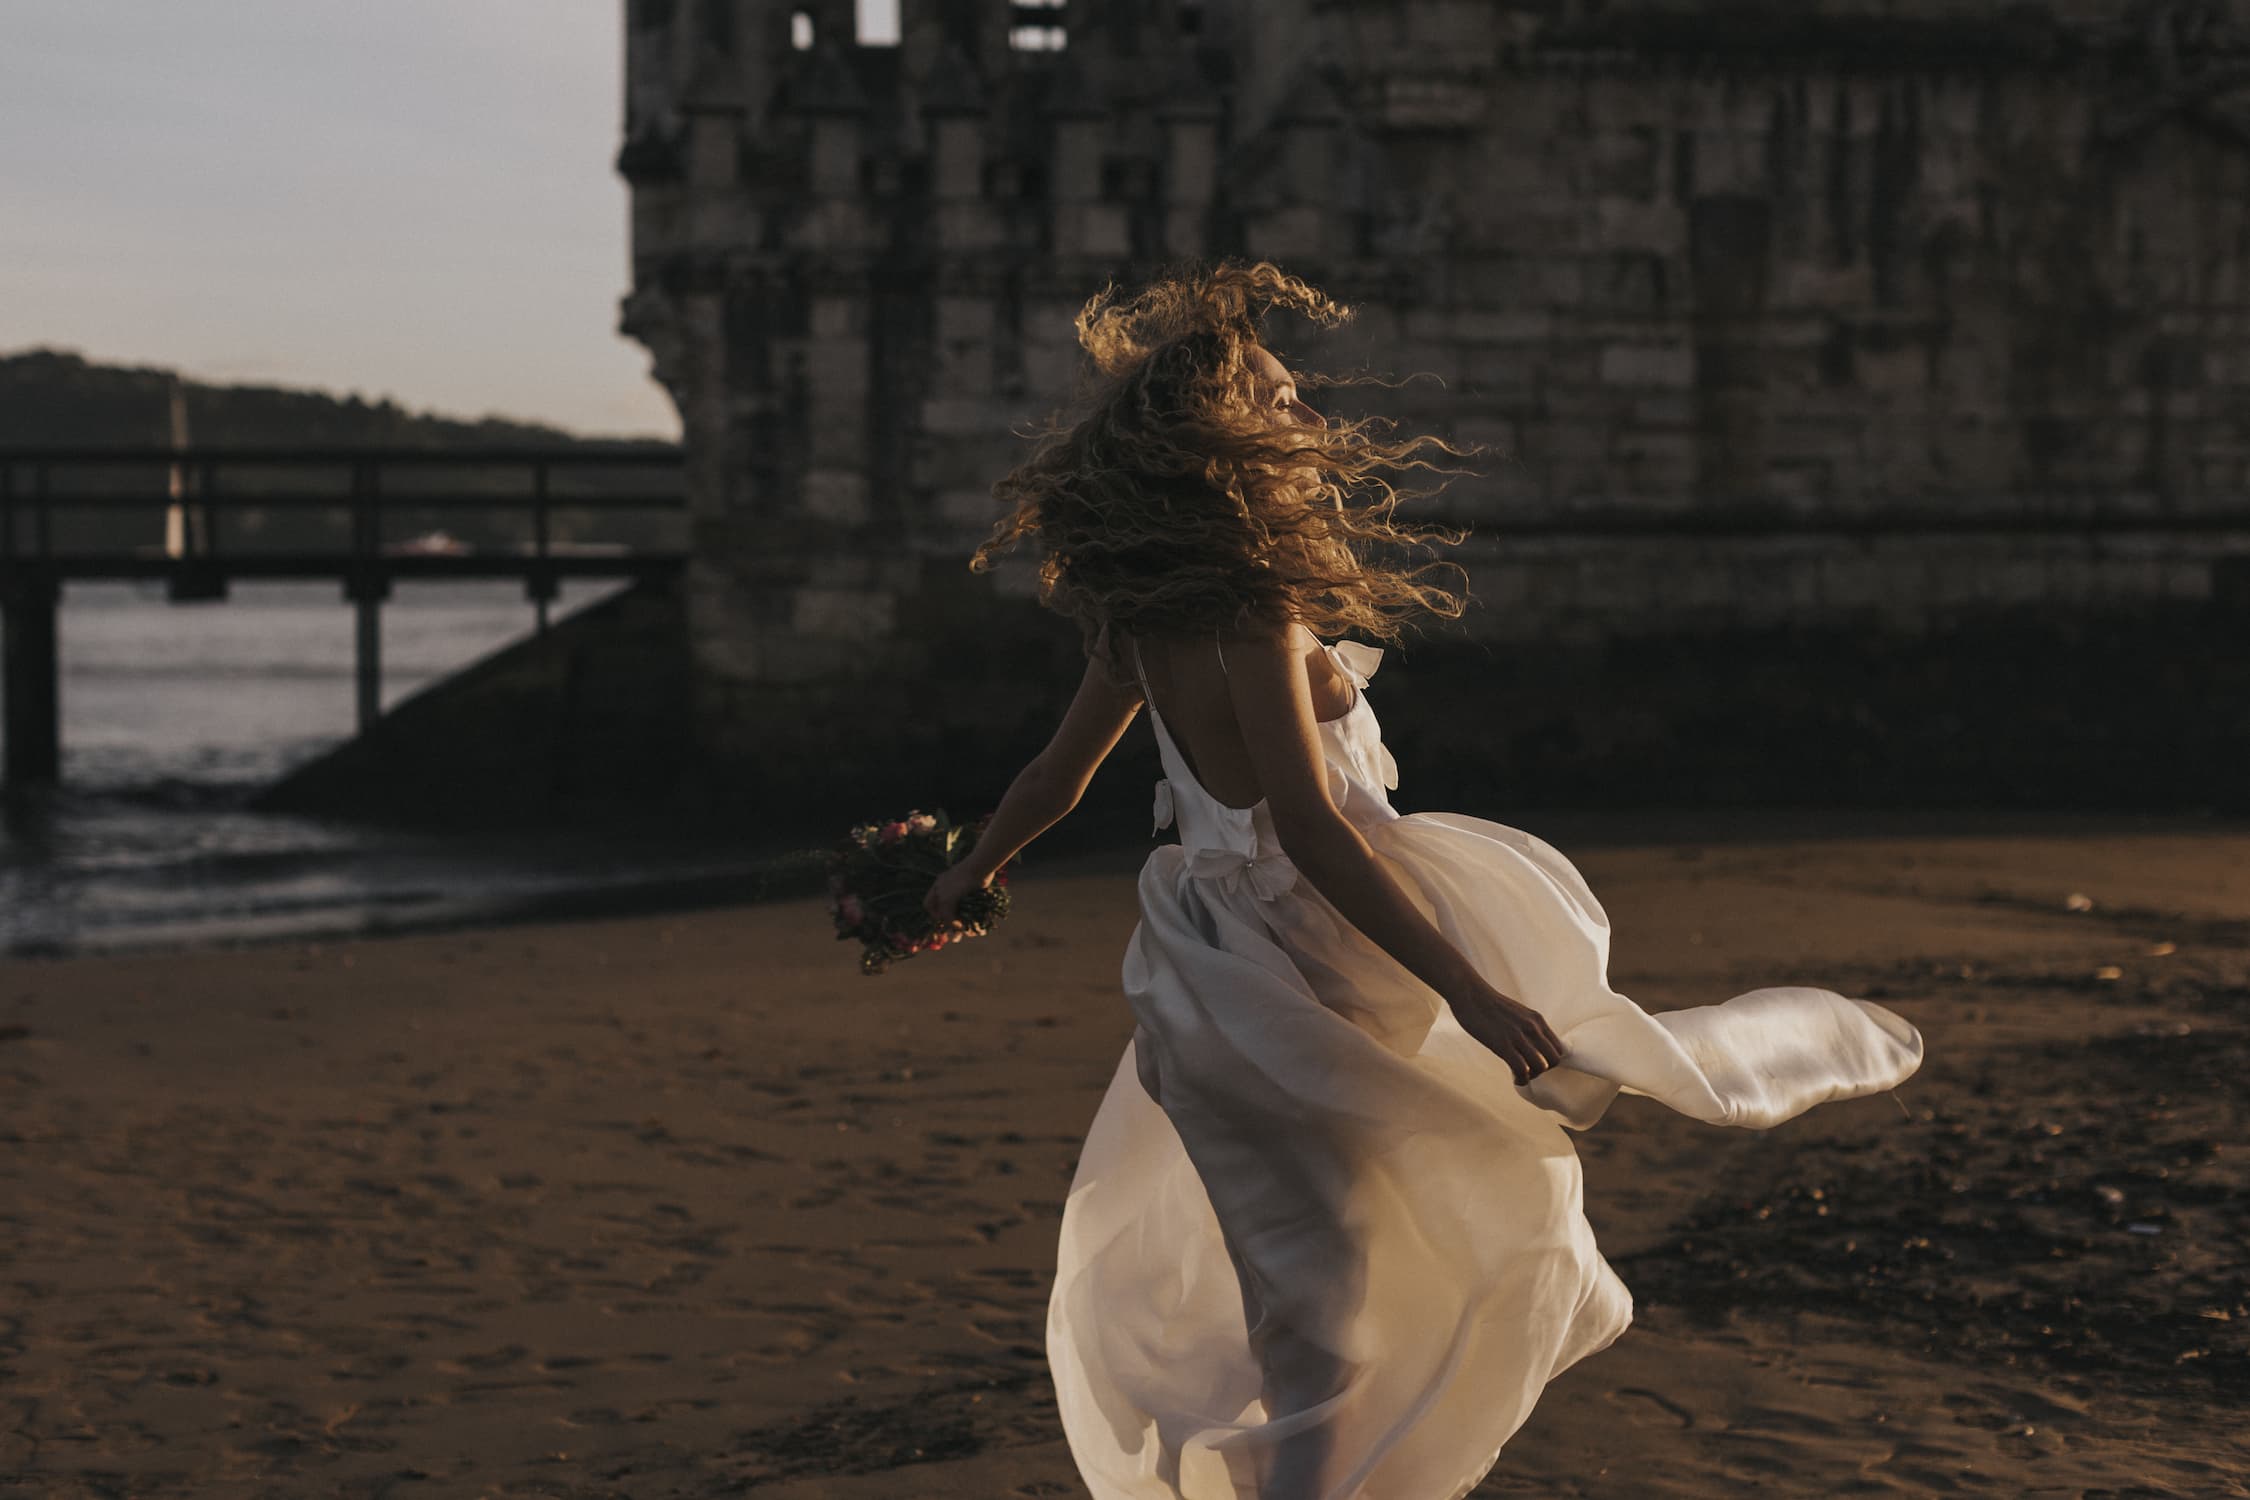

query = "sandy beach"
[4, 813, 2246, 1498]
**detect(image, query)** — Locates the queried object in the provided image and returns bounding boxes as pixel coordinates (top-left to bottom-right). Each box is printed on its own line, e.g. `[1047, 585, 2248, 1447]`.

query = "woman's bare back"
[1121, 624, 1360, 810]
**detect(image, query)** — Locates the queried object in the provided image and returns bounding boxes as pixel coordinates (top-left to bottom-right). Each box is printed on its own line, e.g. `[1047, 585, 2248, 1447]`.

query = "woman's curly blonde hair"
[969, 259, 1477, 682]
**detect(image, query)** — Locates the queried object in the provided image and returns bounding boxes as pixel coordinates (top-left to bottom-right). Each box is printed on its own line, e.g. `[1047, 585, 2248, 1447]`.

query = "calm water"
[0, 580, 792, 958]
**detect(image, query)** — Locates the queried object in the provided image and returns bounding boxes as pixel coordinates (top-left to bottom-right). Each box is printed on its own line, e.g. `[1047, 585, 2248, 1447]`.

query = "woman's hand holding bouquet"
[826, 808, 1011, 975]
[923, 858, 999, 930]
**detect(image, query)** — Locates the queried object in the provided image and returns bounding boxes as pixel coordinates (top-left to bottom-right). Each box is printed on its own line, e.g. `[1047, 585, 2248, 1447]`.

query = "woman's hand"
[1445, 979, 1569, 1087]
[923, 862, 993, 930]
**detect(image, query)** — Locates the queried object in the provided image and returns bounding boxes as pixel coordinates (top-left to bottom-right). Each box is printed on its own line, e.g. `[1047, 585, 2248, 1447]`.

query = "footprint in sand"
[559, 1405, 627, 1428]
[435, 1343, 529, 1373]
[1607, 1385, 1694, 1428]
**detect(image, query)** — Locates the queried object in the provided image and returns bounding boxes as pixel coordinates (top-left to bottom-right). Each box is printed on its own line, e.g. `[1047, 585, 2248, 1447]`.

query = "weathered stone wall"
[614, 0, 2250, 814]
[249, 573, 2250, 829]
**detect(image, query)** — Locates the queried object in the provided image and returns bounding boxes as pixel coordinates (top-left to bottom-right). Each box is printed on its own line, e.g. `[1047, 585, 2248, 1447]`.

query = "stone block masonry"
[606, 0, 2250, 820]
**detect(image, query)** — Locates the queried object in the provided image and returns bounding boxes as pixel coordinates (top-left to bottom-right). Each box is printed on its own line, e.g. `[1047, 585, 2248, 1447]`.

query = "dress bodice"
[1136, 638, 1402, 905]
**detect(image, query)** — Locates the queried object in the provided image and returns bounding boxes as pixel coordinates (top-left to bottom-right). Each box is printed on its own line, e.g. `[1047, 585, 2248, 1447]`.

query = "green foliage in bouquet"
[827, 809, 1012, 976]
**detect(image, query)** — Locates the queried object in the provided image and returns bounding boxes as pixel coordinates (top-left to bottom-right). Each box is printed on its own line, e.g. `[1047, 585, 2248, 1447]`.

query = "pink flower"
[906, 812, 938, 835]
[838, 893, 865, 925]
[879, 821, 906, 845]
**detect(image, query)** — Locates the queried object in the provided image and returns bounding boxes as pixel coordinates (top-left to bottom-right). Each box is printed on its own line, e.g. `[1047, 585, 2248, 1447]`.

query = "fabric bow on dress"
[1327, 639, 1401, 791]
[1151, 778, 1175, 835]
[1153, 780, 1298, 900]
[1185, 844, 1299, 902]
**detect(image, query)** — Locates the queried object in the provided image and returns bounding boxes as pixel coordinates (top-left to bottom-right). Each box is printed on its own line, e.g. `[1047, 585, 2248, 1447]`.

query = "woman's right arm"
[1220, 623, 1567, 1084]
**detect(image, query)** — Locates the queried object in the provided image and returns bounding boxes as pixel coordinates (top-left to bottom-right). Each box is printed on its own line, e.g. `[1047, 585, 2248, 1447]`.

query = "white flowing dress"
[1045, 638, 1925, 1500]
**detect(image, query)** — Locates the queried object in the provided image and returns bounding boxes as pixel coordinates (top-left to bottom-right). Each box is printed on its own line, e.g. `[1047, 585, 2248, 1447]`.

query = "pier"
[0, 446, 685, 789]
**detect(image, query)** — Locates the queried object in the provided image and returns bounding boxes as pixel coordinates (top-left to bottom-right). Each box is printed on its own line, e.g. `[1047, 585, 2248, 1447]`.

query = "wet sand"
[3, 815, 2246, 1498]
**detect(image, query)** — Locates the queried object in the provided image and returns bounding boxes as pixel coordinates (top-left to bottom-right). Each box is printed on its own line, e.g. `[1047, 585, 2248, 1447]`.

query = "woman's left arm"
[924, 645, 1143, 923]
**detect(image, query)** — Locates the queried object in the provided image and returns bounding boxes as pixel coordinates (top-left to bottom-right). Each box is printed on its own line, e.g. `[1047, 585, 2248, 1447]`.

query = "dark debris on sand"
[715, 1366, 1054, 1490]
[1617, 960, 2248, 1407]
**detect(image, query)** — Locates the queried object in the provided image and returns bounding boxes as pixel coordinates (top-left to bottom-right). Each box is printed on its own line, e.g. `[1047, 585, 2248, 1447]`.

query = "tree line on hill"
[0, 348, 682, 554]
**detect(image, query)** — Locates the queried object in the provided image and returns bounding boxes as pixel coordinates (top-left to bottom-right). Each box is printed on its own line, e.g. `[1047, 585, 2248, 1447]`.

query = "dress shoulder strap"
[1123, 629, 1152, 698]
[1214, 627, 1228, 678]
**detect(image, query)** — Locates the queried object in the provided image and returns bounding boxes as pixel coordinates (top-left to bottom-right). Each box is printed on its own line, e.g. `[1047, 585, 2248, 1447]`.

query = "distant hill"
[0, 346, 670, 451]
[0, 347, 680, 552]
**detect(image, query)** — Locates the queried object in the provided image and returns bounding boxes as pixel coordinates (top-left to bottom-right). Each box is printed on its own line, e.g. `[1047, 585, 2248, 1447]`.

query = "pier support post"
[345, 570, 390, 734]
[2, 569, 61, 787]
[528, 571, 558, 636]
[530, 459, 554, 636]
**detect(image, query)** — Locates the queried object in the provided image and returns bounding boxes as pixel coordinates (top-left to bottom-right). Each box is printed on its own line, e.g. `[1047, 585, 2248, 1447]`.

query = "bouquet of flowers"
[827, 808, 1011, 975]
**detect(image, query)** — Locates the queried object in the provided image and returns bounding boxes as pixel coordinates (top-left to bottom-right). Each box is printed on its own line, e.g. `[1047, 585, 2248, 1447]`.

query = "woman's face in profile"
[1245, 342, 1333, 503]
[1248, 343, 1327, 429]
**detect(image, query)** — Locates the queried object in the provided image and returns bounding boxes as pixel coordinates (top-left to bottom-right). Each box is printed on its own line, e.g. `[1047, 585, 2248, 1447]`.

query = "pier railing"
[0, 445, 687, 788]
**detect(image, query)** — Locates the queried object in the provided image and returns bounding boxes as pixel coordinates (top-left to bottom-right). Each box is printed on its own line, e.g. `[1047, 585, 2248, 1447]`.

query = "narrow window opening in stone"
[1008, 0, 1066, 50]
[1003, 156, 1050, 200]
[854, 0, 900, 46]
[791, 10, 815, 50]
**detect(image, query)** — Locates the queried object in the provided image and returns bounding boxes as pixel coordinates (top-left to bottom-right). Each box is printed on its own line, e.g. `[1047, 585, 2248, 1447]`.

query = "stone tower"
[618, 1, 2250, 814]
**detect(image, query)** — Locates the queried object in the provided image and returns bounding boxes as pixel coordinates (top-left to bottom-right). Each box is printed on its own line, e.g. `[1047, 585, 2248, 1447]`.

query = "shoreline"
[6, 801, 2241, 964]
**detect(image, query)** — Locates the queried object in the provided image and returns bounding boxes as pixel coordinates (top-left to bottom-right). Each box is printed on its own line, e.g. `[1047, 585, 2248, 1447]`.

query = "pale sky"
[1, 2, 697, 439]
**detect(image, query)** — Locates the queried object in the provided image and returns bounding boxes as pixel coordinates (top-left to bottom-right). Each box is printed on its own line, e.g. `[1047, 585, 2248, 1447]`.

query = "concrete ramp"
[251, 578, 697, 830]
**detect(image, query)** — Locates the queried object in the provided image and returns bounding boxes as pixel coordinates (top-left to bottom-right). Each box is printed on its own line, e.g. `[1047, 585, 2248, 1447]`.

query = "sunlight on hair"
[972, 260, 1481, 683]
